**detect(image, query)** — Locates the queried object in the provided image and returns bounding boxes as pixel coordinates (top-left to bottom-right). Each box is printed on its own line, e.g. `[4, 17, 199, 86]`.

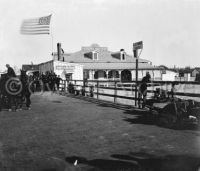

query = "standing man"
[6, 64, 16, 78]
[56, 75, 61, 91]
[5, 64, 17, 111]
[138, 72, 151, 108]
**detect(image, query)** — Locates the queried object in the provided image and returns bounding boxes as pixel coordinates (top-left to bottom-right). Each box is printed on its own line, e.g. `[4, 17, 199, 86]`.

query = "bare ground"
[0, 92, 200, 171]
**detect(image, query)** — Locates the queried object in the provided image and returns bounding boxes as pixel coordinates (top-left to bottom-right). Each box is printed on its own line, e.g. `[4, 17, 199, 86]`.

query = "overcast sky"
[0, 0, 200, 70]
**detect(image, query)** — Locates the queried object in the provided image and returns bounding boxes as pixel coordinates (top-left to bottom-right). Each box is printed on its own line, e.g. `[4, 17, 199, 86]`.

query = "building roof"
[179, 68, 193, 74]
[193, 68, 200, 72]
[51, 44, 164, 71]
[53, 44, 151, 64]
[22, 65, 39, 71]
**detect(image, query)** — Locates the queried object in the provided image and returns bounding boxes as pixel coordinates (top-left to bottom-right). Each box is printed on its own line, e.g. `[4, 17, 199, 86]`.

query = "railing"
[59, 79, 200, 106]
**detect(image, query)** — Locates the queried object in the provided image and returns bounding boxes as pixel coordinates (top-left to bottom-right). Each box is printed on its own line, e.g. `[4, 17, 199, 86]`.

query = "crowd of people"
[29, 71, 62, 92]
[1, 65, 63, 93]
[0, 65, 63, 111]
[0, 64, 31, 111]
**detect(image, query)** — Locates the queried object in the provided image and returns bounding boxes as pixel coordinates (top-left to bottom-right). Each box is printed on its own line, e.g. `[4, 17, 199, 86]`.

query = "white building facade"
[53, 44, 166, 81]
[38, 60, 83, 80]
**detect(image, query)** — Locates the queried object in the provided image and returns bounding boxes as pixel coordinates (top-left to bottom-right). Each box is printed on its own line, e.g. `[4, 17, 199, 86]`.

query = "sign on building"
[55, 65, 75, 73]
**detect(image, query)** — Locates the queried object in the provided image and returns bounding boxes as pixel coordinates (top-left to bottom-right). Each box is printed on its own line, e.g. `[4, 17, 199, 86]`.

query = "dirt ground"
[0, 92, 200, 171]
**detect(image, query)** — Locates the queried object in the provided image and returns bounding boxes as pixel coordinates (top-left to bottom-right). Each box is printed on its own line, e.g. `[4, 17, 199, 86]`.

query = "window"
[121, 52, 126, 61]
[93, 52, 98, 60]
[122, 53, 125, 60]
[83, 71, 89, 79]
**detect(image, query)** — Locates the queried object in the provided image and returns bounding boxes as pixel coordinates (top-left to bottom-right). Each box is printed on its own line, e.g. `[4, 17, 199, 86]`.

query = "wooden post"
[135, 50, 138, 106]
[133, 41, 143, 107]
[64, 80, 66, 93]
[83, 79, 85, 96]
[97, 80, 99, 99]
[114, 81, 117, 103]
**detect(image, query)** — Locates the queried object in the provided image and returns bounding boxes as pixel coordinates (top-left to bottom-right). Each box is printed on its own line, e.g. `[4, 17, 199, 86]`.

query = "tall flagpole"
[51, 33, 54, 58]
[50, 13, 54, 59]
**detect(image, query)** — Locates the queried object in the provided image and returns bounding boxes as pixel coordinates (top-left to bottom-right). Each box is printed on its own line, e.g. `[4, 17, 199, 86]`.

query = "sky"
[0, 0, 200, 70]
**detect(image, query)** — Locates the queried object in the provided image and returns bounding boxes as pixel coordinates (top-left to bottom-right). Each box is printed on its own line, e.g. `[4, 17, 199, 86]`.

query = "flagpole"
[51, 33, 54, 58]
[50, 14, 54, 59]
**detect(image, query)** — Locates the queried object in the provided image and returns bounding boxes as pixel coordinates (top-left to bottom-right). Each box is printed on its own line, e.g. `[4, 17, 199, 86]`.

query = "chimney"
[57, 43, 62, 61]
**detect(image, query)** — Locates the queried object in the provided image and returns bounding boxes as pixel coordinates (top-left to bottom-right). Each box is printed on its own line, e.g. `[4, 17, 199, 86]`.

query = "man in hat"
[6, 64, 16, 78]
[5, 64, 17, 111]
[138, 72, 151, 108]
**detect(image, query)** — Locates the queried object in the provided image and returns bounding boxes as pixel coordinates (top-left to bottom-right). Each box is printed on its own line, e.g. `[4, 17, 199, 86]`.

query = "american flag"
[20, 15, 52, 35]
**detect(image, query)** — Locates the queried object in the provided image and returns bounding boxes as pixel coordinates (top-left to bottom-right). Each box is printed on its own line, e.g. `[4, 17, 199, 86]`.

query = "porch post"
[106, 70, 109, 80]
[118, 70, 122, 81]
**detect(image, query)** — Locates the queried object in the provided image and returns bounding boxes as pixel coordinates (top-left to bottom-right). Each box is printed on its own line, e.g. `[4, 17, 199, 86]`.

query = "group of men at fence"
[3, 65, 64, 92]
[35, 72, 62, 92]
[0, 64, 31, 111]
[138, 72, 178, 108]
[0, 65, 64, 111]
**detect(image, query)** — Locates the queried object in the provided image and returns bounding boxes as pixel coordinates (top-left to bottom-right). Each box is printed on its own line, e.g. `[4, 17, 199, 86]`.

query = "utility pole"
[134, 50, 138, 106]
[133, 41, 143, 107]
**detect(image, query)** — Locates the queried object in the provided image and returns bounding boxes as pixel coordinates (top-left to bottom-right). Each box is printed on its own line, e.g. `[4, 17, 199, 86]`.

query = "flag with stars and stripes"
[20, 15, 52, 35]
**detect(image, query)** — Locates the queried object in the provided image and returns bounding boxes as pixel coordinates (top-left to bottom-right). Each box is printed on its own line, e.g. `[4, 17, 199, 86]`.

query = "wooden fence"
[59, 80, 200, 106]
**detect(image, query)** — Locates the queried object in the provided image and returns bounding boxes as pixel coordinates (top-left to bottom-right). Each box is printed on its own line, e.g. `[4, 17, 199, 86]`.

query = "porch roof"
[74, 62, 161, 70]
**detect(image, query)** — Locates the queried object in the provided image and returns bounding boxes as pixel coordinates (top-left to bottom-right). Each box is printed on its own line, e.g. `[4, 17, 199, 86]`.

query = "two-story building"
[53, 43, 164, 81]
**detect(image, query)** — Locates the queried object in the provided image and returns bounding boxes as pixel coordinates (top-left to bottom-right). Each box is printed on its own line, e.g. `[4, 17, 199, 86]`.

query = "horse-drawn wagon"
[0, 72, 31, 111]
[145, 88, 200, 129]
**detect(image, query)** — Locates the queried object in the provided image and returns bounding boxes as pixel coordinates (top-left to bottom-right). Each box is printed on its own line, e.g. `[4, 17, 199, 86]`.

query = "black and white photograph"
[0, 0, 200, 170]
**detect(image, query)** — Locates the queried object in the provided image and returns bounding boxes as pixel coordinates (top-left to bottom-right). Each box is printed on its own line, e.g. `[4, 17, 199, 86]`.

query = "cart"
[145, 90, 200, 129]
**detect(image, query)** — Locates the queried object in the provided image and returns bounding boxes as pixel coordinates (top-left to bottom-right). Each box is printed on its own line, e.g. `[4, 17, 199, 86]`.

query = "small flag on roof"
[20, 14, 52, 35]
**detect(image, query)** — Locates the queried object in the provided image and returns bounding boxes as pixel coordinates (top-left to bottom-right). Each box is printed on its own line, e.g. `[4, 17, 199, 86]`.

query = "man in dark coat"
[5, 64, 17, 111]
[138, 72, 151, 108]
[56, 75, 62, 91]
[6, 64, 16, 77]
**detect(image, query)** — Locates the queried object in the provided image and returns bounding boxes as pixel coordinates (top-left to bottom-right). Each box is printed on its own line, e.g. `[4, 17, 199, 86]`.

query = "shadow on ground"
[65, 156, 140, 171]
[123, 109, 199, 131]
[111, 152, 200, 171]
[65, 94, 133, 110]
[65, 152, 200, 171]
[64, 94, 199, 130]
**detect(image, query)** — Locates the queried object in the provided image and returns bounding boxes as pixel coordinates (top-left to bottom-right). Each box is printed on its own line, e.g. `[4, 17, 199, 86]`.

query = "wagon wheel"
[157, 113, 178, 129]
[157, 116, 168, 127]
[157, 112, 169, 127]
[167, 115, 178, 129]
[194, 114, 200, 125]
[197, 116, 200, 125]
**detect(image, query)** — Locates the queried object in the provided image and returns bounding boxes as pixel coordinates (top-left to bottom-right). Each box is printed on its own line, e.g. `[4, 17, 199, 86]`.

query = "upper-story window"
[93, 51, 98, 60]
[120, 52, 126, 61]
[120, 49, 126, 61]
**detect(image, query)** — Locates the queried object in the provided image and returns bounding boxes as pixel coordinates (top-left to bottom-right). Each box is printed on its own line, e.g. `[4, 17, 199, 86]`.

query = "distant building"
[159, 66, 178, 81]
[38, 60, 83, 80]
[22, 64, 39, 71]
[192, 68, 200, 77]
[162, 70, 178, 81]
[53, 43, 165, 81]
[175, 67, 198, 81]
[22, 64, 39, 76]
